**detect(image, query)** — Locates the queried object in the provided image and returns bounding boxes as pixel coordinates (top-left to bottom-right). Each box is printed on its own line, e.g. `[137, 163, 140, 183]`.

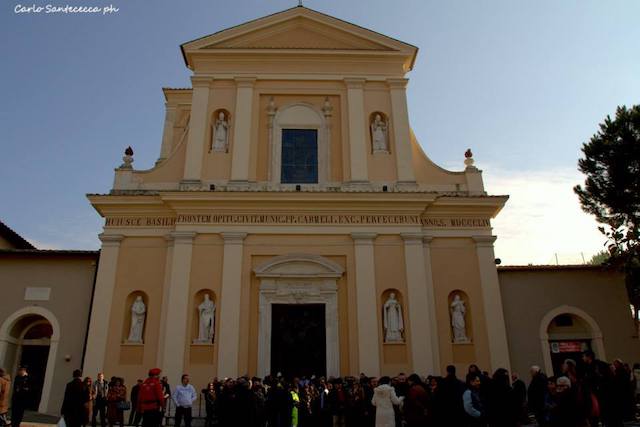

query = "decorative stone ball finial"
[464, 148, 475, 168]
[120, 146, 134, 169]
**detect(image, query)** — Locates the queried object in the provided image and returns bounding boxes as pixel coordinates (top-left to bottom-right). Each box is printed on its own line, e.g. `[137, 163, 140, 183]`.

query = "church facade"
[84, 6, 511, 388]
[3, 7, 640, 415]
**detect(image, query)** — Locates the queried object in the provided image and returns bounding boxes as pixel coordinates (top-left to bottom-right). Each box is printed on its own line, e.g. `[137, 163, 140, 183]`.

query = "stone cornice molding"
[170, 231, 197, 243]
[99, 233, 124, 247]
[386, 78, 409, 89]
[472, 235, 497, 247]
[221, 232, 248, 244]
[234, 77, 257, 88]
[344, 77, 366, 88]
[191, 76, 212, 88]
[422, 235, 434, 245]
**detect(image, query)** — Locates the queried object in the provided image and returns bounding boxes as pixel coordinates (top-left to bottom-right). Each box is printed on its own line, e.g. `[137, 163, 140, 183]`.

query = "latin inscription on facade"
[104, 215, 490, 228]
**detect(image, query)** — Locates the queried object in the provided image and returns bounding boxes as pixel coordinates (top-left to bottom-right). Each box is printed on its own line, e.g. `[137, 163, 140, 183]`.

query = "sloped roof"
[0, 221, 35, 249]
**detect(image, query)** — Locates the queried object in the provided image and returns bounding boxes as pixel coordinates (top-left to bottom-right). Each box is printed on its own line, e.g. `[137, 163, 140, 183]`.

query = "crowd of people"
[1, 350, 639, 427]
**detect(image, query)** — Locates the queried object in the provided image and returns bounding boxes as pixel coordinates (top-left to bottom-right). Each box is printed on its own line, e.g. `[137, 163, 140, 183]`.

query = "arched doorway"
[0, 307, 60, 413]
[539, 305, 605, 376]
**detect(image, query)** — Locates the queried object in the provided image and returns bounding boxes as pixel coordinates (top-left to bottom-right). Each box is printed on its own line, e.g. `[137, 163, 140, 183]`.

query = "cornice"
[386, 78, 409, 89]
[472, 235, 497, 247]
[98, 233, 124, 246]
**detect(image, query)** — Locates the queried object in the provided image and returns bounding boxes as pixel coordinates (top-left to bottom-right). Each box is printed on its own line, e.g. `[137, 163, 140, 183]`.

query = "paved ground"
[16, 410, 640, 427]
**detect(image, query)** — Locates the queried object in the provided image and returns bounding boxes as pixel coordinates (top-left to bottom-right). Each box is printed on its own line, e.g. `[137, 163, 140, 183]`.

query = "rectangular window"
[281, 129, 318, 184]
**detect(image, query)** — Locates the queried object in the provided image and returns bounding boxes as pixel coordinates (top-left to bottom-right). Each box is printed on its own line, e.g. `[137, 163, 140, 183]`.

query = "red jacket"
[137, 377, 164, 413]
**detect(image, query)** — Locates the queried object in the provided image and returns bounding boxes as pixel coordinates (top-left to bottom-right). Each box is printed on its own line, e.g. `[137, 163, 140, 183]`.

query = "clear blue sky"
[1, 0, 639, 261]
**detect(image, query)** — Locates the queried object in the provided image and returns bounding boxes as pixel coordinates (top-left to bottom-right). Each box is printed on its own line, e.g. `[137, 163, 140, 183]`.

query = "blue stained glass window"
[281, 129, 318, 184]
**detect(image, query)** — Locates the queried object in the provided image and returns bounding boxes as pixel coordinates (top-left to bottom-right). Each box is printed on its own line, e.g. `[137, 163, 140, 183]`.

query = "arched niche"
[369, 111, 390, 154]
[270, 102, 330, 185]
[192, 289, 217, 344]
[122, 291, 148, 344]
[210, 109, 231, 153]
[539, 305, 605, 375]
[448, 290, 473, 344]
[380, 289, 405, 344]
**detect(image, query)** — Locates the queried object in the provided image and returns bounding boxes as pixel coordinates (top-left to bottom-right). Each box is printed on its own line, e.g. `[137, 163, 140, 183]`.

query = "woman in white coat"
[371, 376, 402, 427]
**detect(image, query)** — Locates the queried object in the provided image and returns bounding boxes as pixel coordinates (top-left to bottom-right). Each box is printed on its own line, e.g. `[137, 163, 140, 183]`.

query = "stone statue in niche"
[371, 113, 389, 153]
[127, 296, 146, 343]
[194, 293, 215, 344]
[211, 111, 229, 152]
[451, 294, 470, 343]
[383, 292, 404, 342]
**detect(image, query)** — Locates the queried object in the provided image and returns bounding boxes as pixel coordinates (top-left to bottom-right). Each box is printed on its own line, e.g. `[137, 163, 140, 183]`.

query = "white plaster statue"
[451, 294, 469, 343]
[194, 294, 215, 343]
[370, 114, 388, 153]
[383, 292, 404, 342]
[127, 296, 146, 343]
[212, 111, 229, 152]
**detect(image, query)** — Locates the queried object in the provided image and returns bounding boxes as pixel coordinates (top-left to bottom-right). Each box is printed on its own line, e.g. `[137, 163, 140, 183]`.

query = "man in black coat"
[129, 379, 143, 427]
[528, 366, 548, 426]
[11, 366, 31, 427]
[441, 365, 466, 425]
[62, 370, 89, 427]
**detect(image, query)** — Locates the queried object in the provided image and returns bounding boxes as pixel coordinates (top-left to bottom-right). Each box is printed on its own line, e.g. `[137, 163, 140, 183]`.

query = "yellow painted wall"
[430, 237, 491, 373]
[104, 237, 167, 386]
[374, 235, 411, 374]
[182, 234, 224, 390]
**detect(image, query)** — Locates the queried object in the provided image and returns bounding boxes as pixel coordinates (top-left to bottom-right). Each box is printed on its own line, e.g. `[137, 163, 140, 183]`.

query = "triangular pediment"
[204, 16, 393, 51]
[182, 6, 417, 67]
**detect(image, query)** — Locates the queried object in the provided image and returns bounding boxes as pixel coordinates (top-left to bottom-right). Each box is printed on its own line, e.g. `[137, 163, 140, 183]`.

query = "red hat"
[148, 368, 162, 376]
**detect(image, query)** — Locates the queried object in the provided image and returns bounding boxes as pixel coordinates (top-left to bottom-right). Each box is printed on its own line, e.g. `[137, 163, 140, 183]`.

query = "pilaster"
[182, 76, 212, 184]
[387, 79, 416, 184]
[401, 232, 435, 375]
[351, 232, 380, 376]
[158, 104, 177, 163]
[422, 236, 441, 372]
[83, 234, 124, 376]
[216, 232, 247, 378]
[229, 77, 256, 184]
[161, 231, 196, 383]
[345, 78, 369, 183]
[472, 235, 511, 371]
[156, 234, 175, 368]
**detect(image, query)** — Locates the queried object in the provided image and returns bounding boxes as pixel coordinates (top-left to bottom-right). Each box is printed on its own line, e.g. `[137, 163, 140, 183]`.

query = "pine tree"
[574, 105, 640, 324]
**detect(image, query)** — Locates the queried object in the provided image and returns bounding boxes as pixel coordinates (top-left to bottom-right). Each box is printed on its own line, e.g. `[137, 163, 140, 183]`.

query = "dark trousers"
[174, 407, 192, 427]
[92, 398, 107, 427]
[141, 411, 162, 427]
[10, 402, 25, 427]
[128, 408, 142, 427]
